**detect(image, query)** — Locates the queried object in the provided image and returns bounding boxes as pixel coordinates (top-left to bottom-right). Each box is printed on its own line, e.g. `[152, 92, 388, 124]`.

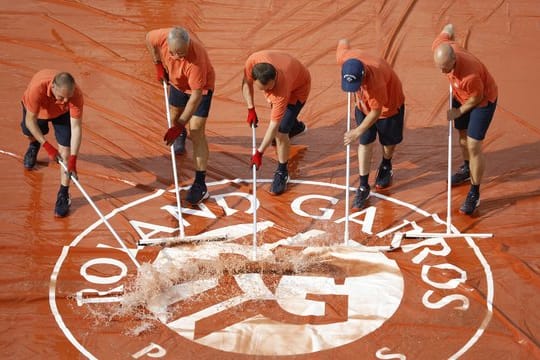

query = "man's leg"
[58, 145, 71, 187]
[381, 144, 395, 160]
[185, 115, 210, 205]
[458, 134, 481, 215]
[174, 88, 213, 205]
[467, 137, 484, 185]
[374, 106, 404, 189]
[269, 102, 303, 195]
[20, 106, 49, 169]
[358, 142, 374, 177]
[351, 106, 378, 209]
[352, 142, 374, 209]
[189, 116, 209, 172]
[54, 144, 72, 218]
[269, 132, 290, 195]
[52, 113, 73, 217]
[459, 100, 496, 215]
[275, 132, 290, 164]
[168, 87, 189, 155]
[168, 101, 189, 156]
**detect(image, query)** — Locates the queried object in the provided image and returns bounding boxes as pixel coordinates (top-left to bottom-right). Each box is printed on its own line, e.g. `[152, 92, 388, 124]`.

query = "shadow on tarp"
[67, 122, 540, 219]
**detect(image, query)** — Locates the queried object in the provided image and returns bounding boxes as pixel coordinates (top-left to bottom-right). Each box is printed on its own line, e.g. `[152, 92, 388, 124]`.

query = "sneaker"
[269, 170, 289, 195]
[186, 182, 209, 205]
[23, 141, 40, 169]
[271, 121, 307, 146]
[451, 164, 470, 186]
[352, 185, 370, 209]
[54, 191, 71, 217]
[375, 162, 393, 189]
[459, 190, 480, 215]
[173, 129, 187, 155]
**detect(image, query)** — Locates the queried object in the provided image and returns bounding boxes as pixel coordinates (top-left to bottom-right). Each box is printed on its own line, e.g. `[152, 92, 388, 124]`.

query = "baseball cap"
[341, 58, 364, 92]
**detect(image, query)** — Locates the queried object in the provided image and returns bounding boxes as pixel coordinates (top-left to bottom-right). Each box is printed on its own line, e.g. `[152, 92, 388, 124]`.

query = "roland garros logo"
[49, 179, 493, 359]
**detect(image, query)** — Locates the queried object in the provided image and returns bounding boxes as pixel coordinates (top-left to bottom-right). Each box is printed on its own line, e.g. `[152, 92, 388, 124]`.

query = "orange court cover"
[1, 1, 539, 359]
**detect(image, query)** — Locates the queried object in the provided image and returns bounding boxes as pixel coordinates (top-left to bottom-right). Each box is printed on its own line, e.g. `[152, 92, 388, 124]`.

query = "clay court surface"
[1, 1, 539, 359]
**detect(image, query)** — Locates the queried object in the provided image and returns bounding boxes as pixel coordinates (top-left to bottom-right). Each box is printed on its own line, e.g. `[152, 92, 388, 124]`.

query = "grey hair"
[53, 72, 75, 90]
[168, 27, 190, 45]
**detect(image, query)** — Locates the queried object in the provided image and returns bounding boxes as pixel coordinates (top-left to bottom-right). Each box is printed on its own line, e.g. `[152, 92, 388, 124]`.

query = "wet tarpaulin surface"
[1, 1, 539, 359]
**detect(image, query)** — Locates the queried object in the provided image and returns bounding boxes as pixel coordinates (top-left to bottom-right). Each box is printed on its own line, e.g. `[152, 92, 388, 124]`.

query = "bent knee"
[466, 137, 482, 154]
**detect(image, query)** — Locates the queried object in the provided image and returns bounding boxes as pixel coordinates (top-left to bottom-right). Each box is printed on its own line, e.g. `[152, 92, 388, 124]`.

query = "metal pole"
[59, 161, 140, 267]
[251, 125, 258, 260]
[344, 92, 352, 245]
[163, 81, 185, 239]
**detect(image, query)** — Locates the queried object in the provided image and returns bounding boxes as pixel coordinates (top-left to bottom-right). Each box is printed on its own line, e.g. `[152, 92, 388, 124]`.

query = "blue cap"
[341, 58, 364, 92]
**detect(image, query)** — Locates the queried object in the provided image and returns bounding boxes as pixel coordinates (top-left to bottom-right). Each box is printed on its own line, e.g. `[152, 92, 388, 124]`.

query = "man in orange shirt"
[433, 24, 498, 215]
[146, 26, 215, 205]
[337, 39, 405, 209]
[21, 70, 83, 217]
[242, 51, 310, 195]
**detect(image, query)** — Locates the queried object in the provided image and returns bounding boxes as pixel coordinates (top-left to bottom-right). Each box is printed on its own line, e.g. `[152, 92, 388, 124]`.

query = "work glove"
[67, 155, 78, 179]
[42, 141, 60, 162]
[251, 150, 263, 170]
[155, 62, 168, 83]
[247, 107, 258, 128]
[164, 123, 186, 146]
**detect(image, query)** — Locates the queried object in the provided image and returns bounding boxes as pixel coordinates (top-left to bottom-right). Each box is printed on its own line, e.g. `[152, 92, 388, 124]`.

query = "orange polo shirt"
[147, 28, 215, 93]
[336, 43, 404, 118]
[21, 69, 83, 120]
[432, 33, 497, 107]
[244, 51, 311, 122]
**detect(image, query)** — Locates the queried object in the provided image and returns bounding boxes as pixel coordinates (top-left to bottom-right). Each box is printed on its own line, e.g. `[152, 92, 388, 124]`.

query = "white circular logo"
[50, 179, 493, 359]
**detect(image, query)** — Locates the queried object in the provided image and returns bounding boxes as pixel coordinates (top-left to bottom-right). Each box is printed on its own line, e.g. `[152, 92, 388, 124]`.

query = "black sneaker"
[23, 141, 40, 169]
[271, 121, 307, 146]
[186, 182, 209, 205]
[352, 185, 370, 209]
[55, 191, 71, 217]
[269, 170, 289, 195]
[375, 162, 393, 189]
[451, 164, 470, 186]
[173, 129, 187, 155]
[459, 190, 480, 215]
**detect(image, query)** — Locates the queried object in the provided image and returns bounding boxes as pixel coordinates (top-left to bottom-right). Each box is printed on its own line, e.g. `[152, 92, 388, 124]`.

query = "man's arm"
[242, 75, 255, 109]
[178, 89, 203, 125]
[258, 120, 280, 154]
[344, 108, 382, 146]
[447, 94, 482, 121]
[69, 117, 82, 155]
[25, 110, 46, 143]
[145, 31, 162, 64]
[25, 109, 60, 161]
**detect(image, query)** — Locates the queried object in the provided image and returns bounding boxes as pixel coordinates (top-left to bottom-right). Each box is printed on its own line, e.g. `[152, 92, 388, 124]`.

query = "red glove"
[42, 141, 60, 162]
[164, 123, 186, 146]
[251, 150, 263, 170]
[247, 107, 258, 128]
[67, 155, 77, 178]
[155, 62, 168, 82]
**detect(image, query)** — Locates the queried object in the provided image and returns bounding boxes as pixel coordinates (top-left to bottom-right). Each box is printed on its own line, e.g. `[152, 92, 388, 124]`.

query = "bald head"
[434, 43, 456, 74]
[53, 72, 75, 90]
[52, 72, 75, 104]
[167, 27, 190, 58]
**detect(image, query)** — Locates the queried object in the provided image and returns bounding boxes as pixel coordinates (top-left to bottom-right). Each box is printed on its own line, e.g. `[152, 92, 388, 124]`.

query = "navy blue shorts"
[453, 98, 497, 140]
[169, 86, 213, 118]
[20, 104, 71, 146]
[278, 101, 305, 134]
[355, 104, 405, 146]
